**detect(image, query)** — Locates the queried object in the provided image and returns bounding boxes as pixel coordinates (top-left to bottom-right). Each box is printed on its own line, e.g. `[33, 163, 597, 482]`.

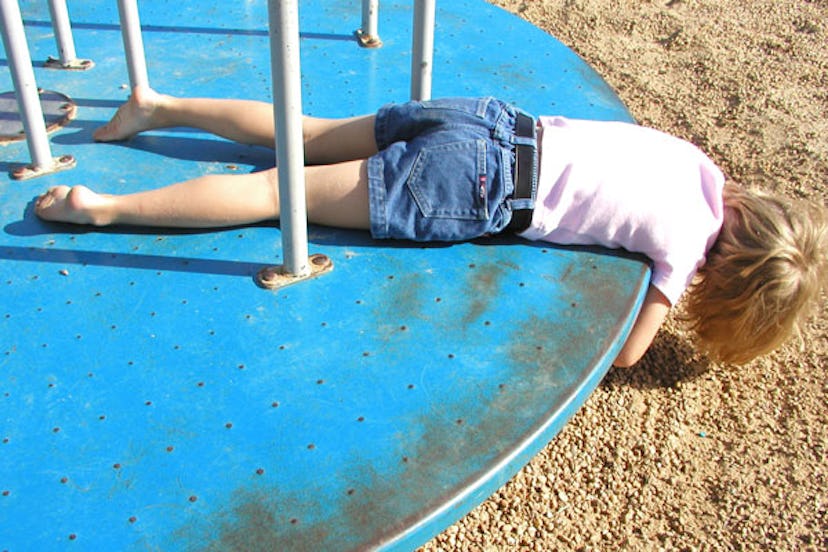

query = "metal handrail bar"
[116, 0, 149, 88]
[267, 0, 310, 278]
[0, 0, 54, 169]
[411, 0, 435, 100]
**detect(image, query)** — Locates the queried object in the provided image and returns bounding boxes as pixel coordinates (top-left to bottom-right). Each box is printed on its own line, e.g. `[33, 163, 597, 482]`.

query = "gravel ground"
[420, 0, 827, 550]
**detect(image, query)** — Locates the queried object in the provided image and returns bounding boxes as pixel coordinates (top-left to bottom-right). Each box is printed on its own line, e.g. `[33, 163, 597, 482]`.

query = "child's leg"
[92, 86, 278, 148]
[34, 160, 370, 230]
[303, 115, 378, 165]
[93, 86, 378, 165]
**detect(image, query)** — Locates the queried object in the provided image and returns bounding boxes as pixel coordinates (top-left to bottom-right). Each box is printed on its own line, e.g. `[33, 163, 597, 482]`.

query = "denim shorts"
[367, 97, 536, 242]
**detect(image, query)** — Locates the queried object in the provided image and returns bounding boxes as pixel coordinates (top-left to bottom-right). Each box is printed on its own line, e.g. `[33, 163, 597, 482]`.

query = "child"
[34, 87, 827, 367]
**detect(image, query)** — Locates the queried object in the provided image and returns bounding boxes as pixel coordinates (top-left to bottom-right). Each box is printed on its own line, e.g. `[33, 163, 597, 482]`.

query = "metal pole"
[45, 0, 92, 70]
[267, 0, 310, 277]
[357, 0, 381, 48]
[0, 0, 53, 169]
[410, 0, 435, 101]
[116, 0, 149, 88]
[361, 0, 379, 37]
[47, 0, 76, 65]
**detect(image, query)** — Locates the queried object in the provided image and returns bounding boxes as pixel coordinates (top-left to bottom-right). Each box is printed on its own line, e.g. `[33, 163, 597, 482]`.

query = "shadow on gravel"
[602, 330, 712, 390]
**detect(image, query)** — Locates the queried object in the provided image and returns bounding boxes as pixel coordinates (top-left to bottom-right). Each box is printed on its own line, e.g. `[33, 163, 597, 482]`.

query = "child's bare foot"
[92, 86, 166, 142]
[35, 185, 114, 226]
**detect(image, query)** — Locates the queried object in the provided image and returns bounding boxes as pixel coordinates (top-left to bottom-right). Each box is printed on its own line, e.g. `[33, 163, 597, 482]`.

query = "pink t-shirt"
[519, 116, 725, 305]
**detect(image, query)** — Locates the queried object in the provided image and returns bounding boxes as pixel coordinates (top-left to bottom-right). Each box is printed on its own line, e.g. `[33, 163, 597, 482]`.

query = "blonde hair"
[683, 183, 828, 364]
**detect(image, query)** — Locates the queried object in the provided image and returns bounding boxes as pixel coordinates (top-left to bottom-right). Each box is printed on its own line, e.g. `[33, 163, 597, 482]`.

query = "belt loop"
[513, 135, 536, 147]
[475, 97, 491, 118]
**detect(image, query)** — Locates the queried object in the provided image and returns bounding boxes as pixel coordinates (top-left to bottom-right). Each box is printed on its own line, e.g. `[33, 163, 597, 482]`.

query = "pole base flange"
[45, 56, 95, 71]
[10, 154, 77, 181]
[355, 29, 383, 48]
[255, 253, 334, 290]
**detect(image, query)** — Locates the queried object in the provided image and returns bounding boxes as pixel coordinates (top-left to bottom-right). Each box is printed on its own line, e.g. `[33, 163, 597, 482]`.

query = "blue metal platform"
[0, 1, 648, 550]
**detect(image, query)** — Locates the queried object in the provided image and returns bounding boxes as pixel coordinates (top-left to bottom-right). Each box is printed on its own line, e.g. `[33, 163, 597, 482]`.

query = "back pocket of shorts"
[406, 139, 489, 221]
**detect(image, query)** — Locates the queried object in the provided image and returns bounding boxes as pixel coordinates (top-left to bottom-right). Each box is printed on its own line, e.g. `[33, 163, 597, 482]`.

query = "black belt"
[505, 112, 537, 233]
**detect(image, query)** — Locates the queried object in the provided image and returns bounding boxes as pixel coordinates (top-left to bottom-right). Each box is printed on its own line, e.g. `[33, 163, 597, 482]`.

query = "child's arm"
[613, 285, 671, 367]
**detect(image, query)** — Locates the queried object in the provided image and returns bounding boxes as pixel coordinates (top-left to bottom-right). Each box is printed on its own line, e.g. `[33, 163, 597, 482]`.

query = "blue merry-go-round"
[0, 1, 648, 550]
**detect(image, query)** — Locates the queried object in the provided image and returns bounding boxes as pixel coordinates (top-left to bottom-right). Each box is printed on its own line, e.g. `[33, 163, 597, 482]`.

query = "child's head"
[683, 183, 827, 364]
